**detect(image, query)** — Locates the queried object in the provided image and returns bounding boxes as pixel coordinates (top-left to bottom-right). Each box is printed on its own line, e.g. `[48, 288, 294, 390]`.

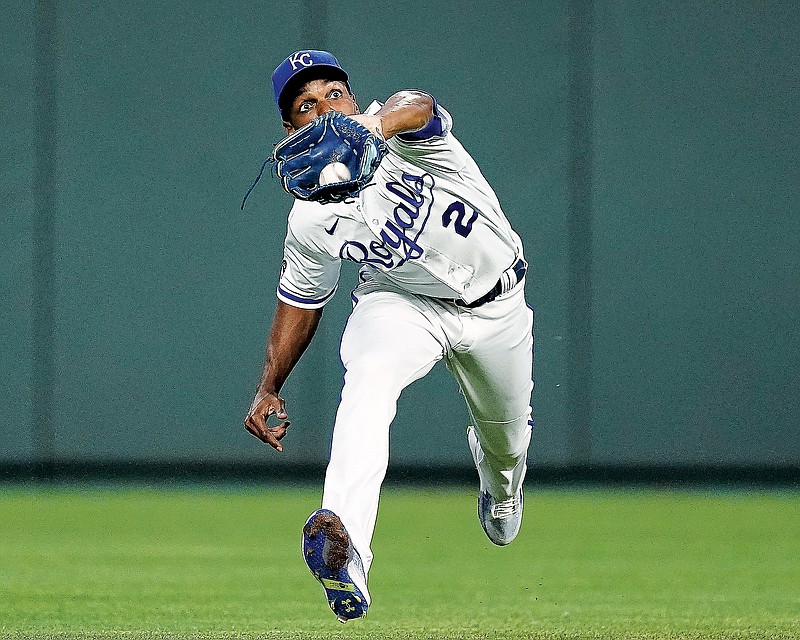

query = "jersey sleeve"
[382, 99, 467, 174]
[396, 95, 451, 142]
[277, 205, 342, 309]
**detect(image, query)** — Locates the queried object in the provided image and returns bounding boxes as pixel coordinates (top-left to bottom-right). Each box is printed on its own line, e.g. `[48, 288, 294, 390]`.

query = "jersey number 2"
[442, 201, 478, 238]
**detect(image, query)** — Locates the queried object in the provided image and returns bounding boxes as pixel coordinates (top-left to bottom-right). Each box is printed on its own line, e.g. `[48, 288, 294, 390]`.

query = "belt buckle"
[456, 258, 525, 308]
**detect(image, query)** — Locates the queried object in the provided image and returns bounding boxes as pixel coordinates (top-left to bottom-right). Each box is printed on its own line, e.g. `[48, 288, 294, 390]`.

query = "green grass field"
[0, 486, 797, 639]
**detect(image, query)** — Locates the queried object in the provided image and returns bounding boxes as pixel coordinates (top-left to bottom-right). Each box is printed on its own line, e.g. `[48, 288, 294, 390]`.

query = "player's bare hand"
[244, 390, 290, 452]
[349, 114, 384, 138]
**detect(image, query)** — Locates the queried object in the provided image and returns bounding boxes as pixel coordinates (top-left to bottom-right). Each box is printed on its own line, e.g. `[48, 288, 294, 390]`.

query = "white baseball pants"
[321, 274, 534, 579]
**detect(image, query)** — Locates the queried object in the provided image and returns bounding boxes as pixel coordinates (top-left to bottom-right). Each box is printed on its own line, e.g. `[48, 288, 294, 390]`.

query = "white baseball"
[319, 162, 351, 186]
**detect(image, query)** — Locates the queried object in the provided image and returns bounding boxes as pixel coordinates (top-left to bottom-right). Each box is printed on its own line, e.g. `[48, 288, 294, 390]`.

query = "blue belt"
[455, 258, 527, 308]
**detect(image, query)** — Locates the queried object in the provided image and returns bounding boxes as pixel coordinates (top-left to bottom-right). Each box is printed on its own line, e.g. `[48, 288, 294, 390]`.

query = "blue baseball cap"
[272, 50, 350, 116]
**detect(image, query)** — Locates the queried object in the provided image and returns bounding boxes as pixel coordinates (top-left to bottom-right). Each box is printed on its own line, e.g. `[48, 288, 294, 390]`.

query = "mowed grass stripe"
[0, 487, 797, 639]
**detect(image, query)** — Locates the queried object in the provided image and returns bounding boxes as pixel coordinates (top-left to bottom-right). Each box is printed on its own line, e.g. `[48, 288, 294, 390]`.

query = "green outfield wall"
[2, 0, 798, 469]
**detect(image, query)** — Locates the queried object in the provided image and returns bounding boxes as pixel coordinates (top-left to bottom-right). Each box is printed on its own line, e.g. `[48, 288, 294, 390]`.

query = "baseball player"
[244, 50, 534, 623]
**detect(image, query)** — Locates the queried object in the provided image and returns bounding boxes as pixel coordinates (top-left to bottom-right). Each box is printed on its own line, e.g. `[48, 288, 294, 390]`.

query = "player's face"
[284, 79, 359, 133]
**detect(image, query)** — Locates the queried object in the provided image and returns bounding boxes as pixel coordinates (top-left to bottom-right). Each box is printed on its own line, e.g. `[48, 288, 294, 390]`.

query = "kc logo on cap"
[272, 50, 350, 114]
[288, 51, 314, 70]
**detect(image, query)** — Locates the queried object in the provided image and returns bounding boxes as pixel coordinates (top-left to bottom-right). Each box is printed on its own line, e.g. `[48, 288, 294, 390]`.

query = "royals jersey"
[277, 98, 524, 309]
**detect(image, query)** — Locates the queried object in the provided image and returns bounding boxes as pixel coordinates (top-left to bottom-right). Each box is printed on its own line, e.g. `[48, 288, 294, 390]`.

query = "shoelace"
[490, 494, 520, 520]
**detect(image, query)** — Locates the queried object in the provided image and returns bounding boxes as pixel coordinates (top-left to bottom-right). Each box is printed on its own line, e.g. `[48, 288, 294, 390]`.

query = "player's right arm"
[244, 202, 340, 452]
[244, 300, 322, 452]
[351, 90, 435, 139]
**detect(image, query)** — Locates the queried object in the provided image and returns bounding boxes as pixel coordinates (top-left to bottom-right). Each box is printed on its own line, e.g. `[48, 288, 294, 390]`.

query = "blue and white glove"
[273, 112, 387, 205]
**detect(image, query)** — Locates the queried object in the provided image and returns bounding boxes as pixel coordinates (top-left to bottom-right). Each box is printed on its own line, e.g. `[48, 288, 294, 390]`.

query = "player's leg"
[321, 289, 447, 576]
[445, 285, 534, 541]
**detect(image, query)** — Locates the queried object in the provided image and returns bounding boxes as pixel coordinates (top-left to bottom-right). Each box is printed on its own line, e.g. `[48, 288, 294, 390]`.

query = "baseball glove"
[272, 112, 387, 205]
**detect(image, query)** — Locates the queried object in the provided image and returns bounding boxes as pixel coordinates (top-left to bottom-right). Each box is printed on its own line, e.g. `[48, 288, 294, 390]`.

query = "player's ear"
[351, 93, 360, 114]
[283, 120, 295, 134]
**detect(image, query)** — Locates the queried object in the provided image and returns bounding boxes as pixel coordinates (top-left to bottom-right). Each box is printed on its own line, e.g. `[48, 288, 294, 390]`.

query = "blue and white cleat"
[302, 509, 369, 623]
[467, 425, 524, 546]
[478, 488, 523, 546]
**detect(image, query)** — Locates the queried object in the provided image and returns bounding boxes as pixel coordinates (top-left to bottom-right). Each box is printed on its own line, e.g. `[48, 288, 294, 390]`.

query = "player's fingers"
[244, 405, 290, 451]
[244, 407, 268, 433]
[261, 428, 284, 452]
[244, 410, 271, 443]
[269, 421, 291, 441]
[243, 417, 267, 442]
[245, 419, 284, 452]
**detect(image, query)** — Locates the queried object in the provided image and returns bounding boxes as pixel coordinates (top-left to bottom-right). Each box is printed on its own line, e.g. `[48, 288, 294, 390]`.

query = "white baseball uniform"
[277, 99, 534, 588]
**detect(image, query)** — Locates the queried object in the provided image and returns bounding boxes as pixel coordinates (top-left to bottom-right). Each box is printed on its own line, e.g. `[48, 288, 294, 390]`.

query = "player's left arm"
[351, 91, 435, 139]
